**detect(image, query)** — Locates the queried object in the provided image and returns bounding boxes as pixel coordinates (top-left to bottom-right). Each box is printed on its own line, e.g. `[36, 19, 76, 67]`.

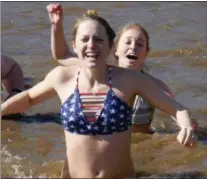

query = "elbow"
[52, 53, 60, 61]
[52, 49, 72, 61]
[52, 54, 66, 61]
[28, 95, 35, 107]
[24, 90, 37, 109]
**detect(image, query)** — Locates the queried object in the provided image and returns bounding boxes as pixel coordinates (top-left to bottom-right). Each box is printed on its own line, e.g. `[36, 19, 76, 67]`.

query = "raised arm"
[1, 70, 57, 116]
[47, 3, 75, 61]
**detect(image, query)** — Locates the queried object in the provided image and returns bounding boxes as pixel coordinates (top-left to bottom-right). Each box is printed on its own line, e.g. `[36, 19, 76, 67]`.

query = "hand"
[46, 3, 63, 25]
[177, 127, 197, 147]
[191, 117, 199, 131]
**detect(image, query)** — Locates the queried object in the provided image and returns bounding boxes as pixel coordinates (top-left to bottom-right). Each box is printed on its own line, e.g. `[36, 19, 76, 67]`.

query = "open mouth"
[86, 53, 98, 59]
[126, 54, 137, 61]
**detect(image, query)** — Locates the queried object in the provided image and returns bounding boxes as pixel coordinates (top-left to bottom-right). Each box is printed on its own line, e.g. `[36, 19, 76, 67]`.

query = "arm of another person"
[132, 71, 194, 145]
[47, 3, 76, 62]
[1, 68, 58, 116]
[1, 54, 16, 79]
[1, 55, 24, 100]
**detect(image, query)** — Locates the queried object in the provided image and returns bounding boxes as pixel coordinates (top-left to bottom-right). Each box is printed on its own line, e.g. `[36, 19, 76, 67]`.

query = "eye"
[80, 37, 89, 42]
[136, 43, 144, 47]
[124, 40, 131, 45]
[94, 37, 104, 42]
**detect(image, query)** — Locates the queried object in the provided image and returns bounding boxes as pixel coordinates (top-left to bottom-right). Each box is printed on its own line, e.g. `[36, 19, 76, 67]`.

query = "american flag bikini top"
[60, 65, 133, 135]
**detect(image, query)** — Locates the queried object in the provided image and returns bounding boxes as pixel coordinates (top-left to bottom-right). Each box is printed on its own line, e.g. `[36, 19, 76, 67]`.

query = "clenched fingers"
[177, 128, 197, 147]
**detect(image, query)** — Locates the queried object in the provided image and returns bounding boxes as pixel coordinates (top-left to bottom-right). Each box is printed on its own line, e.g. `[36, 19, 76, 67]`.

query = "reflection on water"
[132, 133, 207, 176]
[1, 1, 207, 178]
[1, 116, 207, 178]
[1, 118, 207, 178]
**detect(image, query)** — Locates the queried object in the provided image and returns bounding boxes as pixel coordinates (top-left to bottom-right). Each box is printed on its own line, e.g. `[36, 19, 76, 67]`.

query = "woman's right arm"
[47, 3, 75, 62]
[1, 71, 57, 116]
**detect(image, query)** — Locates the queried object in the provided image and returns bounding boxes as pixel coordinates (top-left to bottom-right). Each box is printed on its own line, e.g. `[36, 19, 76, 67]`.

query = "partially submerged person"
[2, 8, 196, 179]
[1, 54, 24, 101]
[47, 3, 197, 134]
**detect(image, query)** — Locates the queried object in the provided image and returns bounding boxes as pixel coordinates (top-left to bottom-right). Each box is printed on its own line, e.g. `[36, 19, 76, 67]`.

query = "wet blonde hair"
[114, 23, 150, 54]
[72, 10, 115, 48]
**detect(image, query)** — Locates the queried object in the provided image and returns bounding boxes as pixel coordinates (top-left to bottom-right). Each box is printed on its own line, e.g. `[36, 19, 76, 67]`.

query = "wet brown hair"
[114, 23, 150, 54]
[72, 10, 115, 48]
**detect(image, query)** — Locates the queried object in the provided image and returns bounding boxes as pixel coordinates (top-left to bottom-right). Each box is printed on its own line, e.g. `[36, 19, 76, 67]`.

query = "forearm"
[159, 101, 193, 130]
[1, 91, 32, 115]
[164, 99, 193, 129]
[51, 24, 70, 60]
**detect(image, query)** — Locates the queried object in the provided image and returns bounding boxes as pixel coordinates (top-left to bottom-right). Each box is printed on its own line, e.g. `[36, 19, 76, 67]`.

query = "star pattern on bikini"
[60, 88, 132, 135]
[60, 66, 133, 135]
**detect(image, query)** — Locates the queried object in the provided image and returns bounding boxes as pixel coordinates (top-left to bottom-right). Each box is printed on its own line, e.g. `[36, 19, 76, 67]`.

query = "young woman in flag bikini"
[2, 5, 196, 179]
[47, 4, 198, 177]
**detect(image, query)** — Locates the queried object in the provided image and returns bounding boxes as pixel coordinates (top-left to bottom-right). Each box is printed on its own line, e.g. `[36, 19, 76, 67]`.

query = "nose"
[87, 38, 95, 49]
[130, 41, 136, 50]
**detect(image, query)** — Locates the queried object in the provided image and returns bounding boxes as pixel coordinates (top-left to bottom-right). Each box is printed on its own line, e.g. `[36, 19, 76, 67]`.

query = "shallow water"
[1, 2, 207, 178]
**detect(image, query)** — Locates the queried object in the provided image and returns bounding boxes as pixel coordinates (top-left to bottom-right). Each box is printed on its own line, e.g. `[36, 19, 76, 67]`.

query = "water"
[1, 2, 207, 178]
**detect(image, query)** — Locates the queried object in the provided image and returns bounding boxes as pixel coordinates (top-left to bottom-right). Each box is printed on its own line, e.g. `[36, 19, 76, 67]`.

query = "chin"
[126, 64, 136, 69]
[86, 62, 97, 69]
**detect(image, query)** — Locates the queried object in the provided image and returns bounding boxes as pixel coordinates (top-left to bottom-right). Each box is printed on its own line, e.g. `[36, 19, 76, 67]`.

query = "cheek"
[119, 43, 127, 51]
[117, 45, 126, 56]
[77, 43, 85, 52]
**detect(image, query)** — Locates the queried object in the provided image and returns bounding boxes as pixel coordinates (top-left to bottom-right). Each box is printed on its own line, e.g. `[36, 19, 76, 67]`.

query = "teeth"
[87, 55, 95, 57]
[86, 53, 98, 58]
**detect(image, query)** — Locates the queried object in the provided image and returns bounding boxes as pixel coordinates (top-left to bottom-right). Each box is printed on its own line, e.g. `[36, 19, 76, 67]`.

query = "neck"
[118, 62, 141, 71]
[84, 64, 108, 85]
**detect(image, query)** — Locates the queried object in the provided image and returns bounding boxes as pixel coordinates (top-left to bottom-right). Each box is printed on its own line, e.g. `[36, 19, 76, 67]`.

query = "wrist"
[51, 22, 63, 30]
[176, 110, 192, 128]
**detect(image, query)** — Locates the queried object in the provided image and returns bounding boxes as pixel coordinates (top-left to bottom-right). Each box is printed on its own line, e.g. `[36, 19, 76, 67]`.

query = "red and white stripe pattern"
[75, 66, 112, 122]
[80, 92, 106, 122]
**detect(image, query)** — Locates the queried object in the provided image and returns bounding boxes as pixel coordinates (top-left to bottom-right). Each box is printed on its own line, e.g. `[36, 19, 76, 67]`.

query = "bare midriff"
[64, 129, 135, 178]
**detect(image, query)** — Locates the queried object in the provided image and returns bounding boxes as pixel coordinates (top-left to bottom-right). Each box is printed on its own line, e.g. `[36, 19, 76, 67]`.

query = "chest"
[60, 88, 133, 135]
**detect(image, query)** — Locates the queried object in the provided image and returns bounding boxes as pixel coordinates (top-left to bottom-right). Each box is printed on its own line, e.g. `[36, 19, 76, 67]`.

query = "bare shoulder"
[111, 65, 134, 76]
[45, 65, 79, 84]
[57, 57, 82, 67]
[111, 65, 143, 84]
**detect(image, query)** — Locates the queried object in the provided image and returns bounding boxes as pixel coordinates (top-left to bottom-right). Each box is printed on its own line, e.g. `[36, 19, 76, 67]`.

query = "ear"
[72, 41, 77, 54]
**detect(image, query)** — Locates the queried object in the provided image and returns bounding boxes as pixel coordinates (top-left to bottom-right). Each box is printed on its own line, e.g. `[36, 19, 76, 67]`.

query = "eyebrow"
[125, 37, 145, 42]
[79, 33, 100, 36]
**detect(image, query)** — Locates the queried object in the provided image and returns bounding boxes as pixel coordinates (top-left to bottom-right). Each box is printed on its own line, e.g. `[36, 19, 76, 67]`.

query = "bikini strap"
[108, 65, 112, 88]
[75, 67, 81, 89]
